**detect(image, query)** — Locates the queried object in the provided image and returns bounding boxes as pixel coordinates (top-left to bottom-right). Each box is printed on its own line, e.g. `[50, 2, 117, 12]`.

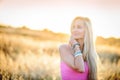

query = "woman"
[59, 16, 100, 80]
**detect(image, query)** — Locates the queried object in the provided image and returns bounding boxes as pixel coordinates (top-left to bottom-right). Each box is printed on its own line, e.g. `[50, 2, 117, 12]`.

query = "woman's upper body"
[59, 16, 99, 80]
[60, 44, 89, 80]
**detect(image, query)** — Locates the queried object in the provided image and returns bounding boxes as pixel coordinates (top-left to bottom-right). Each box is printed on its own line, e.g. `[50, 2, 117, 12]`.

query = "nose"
[72, 27, 78, 32]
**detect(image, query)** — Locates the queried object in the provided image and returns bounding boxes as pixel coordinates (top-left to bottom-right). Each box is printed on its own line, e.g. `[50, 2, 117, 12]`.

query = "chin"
[73, 36, 83, 39]
[73, 36, 80, 39]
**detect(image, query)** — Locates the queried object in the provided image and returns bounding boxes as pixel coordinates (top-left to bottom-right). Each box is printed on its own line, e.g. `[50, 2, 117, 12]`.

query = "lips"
[73, 33, 79, 35]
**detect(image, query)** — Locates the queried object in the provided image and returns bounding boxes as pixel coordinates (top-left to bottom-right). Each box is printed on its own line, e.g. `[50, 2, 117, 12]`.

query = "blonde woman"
[59, 16, 100, 80]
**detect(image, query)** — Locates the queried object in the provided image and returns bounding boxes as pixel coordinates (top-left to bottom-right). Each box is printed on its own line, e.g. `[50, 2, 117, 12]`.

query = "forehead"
[73, 19, 85, 26]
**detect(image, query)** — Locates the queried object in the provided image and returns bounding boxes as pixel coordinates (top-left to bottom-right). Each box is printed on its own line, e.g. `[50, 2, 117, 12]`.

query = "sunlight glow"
[0, 0, 120, 38]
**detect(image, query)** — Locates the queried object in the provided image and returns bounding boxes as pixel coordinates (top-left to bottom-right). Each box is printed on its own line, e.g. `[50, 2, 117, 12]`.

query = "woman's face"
[71, 19, 86, 39]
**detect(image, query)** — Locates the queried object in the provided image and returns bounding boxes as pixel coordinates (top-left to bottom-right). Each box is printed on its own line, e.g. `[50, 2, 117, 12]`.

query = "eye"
[77, 25, 82, 28]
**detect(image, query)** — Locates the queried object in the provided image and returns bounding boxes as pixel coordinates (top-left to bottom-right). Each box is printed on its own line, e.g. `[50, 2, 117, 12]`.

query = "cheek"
[71, 29, 85, 38]
[79, 29, 85, 34]
[79, 29, 85, 37]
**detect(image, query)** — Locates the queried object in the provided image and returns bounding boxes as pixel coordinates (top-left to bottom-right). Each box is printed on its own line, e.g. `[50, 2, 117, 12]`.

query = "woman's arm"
[59, 44, 85, 72]
[73, 45, 85, 72]
[59, 44, 76, 69]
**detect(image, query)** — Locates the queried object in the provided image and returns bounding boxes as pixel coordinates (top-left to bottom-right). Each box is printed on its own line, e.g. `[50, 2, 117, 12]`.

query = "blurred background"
[0, 0, 120, 80]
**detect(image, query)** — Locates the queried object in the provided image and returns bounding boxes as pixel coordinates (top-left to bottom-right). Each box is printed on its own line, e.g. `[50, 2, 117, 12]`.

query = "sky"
[0, 0, 120, 38]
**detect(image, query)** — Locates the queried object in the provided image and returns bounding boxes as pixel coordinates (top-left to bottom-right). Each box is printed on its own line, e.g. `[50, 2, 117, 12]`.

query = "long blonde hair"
[71, 16, 100, 80]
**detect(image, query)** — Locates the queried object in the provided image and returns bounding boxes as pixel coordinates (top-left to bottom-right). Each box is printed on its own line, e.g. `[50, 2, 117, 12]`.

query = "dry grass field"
[0, 26, 120, 80]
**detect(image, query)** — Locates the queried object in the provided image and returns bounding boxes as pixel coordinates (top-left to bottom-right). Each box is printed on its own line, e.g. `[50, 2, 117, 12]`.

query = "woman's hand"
[69, 36, 77, 46]
[69, 36, 80, 51]
[69, 36, 84, 59]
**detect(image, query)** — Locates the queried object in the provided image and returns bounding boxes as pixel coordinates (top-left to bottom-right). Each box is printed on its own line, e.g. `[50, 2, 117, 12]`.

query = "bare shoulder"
[59, 44, 74, 63]
[59, 44, 72, 56]
[59, 44, 70, 52]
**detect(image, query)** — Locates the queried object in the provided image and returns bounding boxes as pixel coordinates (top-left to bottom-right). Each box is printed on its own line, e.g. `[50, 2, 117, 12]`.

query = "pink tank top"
[60, 61, 89, 80]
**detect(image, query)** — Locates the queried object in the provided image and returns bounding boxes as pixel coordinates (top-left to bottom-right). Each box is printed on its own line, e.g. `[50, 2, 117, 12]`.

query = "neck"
[76, 38, 84, 51]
